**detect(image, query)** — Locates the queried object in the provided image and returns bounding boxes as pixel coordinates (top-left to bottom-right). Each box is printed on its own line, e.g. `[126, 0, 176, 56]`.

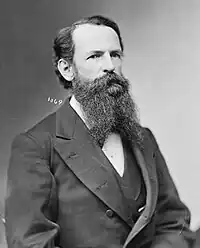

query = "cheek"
[114, 64, 122, 75]
[111, 58, 123, 74]
[77, 62, 101, 80]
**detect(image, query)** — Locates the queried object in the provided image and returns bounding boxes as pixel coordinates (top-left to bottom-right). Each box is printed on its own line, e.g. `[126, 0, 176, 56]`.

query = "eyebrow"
[86, 49, 124, 56]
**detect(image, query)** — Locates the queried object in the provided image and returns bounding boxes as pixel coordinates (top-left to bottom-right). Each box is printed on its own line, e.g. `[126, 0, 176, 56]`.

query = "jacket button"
[106, 209, 114, 218]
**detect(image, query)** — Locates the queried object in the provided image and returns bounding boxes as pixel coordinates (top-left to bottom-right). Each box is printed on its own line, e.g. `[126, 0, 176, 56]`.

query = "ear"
[57, 58, 74, 81]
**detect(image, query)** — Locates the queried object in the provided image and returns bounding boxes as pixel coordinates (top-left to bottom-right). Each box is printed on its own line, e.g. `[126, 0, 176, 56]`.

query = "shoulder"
[142, 127, 159, 149]
[27, 111, 56, 135]
[11, 112, 57, 155]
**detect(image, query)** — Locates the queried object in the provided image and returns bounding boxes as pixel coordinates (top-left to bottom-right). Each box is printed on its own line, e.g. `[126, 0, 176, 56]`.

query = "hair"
[52, 15, 124, 89]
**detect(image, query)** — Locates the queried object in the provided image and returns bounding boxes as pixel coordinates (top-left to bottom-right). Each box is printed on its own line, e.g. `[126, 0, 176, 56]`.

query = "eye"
[111, 52, 122, 59]
[87, 54, 101, 60]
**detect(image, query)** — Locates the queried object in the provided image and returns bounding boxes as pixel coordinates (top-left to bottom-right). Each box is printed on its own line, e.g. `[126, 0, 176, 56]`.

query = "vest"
[108, 138, 146, 225]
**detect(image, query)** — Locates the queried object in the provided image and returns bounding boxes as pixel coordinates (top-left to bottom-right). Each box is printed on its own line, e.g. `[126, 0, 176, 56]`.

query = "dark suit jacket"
[5, 99, 196, 248]
[194, 228, 200, 248]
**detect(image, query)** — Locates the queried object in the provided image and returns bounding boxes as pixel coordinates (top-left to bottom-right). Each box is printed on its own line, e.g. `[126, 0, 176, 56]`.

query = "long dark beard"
[72, 72, 144, 149]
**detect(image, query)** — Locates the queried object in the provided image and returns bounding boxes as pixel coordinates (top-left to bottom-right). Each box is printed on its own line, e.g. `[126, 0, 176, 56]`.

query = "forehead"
[73, 24, 121, 54]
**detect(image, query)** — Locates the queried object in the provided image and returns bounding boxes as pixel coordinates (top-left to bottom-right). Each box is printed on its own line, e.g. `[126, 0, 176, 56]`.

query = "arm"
[5, 133, 59, 248]
[147, 129, 196, 248]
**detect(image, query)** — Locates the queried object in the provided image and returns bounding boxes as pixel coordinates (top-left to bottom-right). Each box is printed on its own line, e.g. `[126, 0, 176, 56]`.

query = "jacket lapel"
[54, 99, 131, 226]
[123, 137, 158, 247]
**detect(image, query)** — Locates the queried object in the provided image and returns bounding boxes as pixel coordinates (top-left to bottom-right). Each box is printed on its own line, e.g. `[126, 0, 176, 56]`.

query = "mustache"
[84, 72, 129, 95]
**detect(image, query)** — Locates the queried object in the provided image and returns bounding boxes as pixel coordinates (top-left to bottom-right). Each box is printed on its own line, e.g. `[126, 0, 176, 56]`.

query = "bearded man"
[5, 15, 196, 248]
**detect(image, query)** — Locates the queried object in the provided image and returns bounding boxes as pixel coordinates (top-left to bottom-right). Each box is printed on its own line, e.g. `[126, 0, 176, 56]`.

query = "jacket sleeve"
[147, 129, 196, 248]
[5, 132, 60, 248]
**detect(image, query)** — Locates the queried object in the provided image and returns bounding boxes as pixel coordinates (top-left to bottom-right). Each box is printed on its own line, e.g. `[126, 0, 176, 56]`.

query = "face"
[72, 24, 123, 81]
[67, 24, 143, 148]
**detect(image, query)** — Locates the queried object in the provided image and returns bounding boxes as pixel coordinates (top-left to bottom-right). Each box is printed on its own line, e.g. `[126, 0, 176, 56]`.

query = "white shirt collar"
[69, 95, 90, 129]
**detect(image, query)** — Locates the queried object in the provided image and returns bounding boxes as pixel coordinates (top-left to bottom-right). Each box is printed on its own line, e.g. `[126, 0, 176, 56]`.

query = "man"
[5, 15, 196, 248]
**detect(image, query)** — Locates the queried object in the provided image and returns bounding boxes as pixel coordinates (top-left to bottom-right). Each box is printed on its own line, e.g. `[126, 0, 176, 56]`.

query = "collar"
[69, 95, 91, 129]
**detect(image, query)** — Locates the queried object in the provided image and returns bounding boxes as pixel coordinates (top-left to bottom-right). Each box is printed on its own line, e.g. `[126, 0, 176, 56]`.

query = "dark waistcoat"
[107, 138, 146, 226]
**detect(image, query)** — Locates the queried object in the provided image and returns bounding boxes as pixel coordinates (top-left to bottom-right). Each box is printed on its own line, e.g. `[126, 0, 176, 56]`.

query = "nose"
[102, 52, 115, 73]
